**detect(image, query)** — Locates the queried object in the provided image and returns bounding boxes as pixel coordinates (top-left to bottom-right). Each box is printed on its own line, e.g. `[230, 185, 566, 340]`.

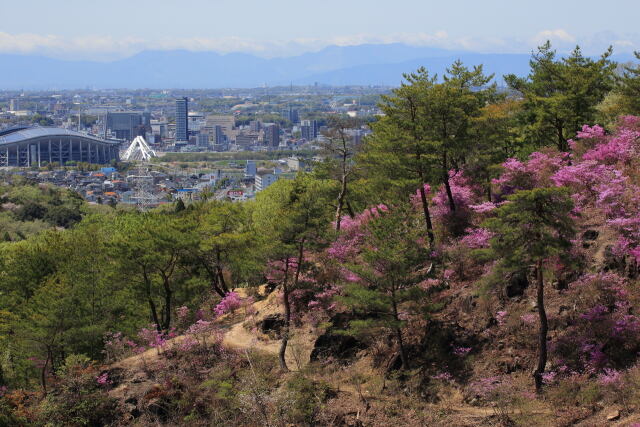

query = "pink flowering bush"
[102, 331, 140, 363]
[547, 120, 640, 262]
[185, 319, 221, 349]
[414, 171, 485, 237]
[453, 346, 472, 357]
[552, 273, 640, 373]
[175, 305, 193, 330]
[214, 291, 243, 316]
[96, 372, 111, 386]
[492, 149, 567, 199]
[460, 227, 494, 249]
[137, 325, 173, 354]
[495, 311, 508, 327]
[328, 204, 388, 262]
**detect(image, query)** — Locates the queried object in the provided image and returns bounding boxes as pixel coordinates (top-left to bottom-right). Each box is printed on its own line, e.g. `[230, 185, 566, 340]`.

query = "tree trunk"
[533, 260, 548, 392]
[201, 260, 226, 297]
[279, 257, 292, 371]
[217, 266, 229, 294]
[41, 348, 51, 395]
[280, 242, 305, 371]
[149, 298, 161, 333]
[162, 281, 172, 332]
[391, 286, 408, 370]
[143, 270, 162, 331]
[395, 327, 408, 370]
[216, 251, 230, 294]
[556, 120, 567, 151]
[443, 152, 456, 212]
[335, 175, 348, 232]
[345, 201, 356, 218]
[418, 184, 435, 247]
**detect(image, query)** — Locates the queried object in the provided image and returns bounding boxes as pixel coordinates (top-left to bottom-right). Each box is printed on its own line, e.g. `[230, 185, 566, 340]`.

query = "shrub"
[36, 355, 120, 426]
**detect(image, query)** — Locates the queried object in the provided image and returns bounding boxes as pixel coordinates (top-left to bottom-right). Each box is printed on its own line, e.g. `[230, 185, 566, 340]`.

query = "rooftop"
[0, 127, 120, 146]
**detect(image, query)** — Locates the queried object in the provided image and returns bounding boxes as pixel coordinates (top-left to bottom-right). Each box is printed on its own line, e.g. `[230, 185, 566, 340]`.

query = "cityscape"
[0, 86, 378, 207]
[1, 1, 640, 426]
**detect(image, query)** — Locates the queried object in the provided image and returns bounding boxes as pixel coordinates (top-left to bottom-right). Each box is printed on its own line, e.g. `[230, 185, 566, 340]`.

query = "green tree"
[419, 61, 496, 212]
[483, 187, 575, 391]
[616, 51, 640, 115]
[466, 99, 523, 200]
[189, 201, 258, 297]
[339, 205, 432, 370]
[109, 213, 198, 332]
[505, 42, 615, 151]
[253, 176, 332, 370]
[174, 198, 186, 212]
[361, 62, 495, 244]
[317, 116, 362, 231]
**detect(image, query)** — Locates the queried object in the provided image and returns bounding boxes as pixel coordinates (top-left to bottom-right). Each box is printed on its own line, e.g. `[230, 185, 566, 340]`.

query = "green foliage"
[109, 212, 200, 331]
[282, 373, 333, 425]
[253, 174, 333, 258]
[616, 51, 640, 115]
[361, 62, 496, 201]
[156, 149, 316, 163]
[36, 355, 120, 426]
[505, 42, 615, 151]
[340, 206, 433, 335]
[482, 187, 575, 269]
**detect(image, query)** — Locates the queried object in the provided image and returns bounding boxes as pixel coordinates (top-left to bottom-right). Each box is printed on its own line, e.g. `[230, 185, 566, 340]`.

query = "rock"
[603, 245, 626, 273]
[505, 270, 529, 298]
[583, 229, 599, 241]
[131, 372, 147, 383]
[311, 313, 367, 363]
[257, 314, 284, 338]
[606, 410, 620, 421]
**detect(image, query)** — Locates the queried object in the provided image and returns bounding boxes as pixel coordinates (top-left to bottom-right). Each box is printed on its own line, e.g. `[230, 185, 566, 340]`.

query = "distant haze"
[1, 43, 636, 90]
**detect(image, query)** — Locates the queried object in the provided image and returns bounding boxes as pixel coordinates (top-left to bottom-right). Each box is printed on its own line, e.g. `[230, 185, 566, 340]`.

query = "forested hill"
[2, 45, 640, 426]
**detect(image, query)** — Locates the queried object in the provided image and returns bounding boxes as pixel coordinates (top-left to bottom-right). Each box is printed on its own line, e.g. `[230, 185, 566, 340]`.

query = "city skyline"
[0, 0, 638, 61]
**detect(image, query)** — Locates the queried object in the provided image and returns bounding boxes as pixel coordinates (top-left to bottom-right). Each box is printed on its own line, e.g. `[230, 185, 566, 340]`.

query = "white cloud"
[531, 29, 576, 46]
[0, 30, 636, 61]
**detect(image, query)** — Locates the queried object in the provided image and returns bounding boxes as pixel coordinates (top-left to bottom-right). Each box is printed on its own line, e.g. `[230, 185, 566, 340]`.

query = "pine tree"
[505, 42, 615, 151]
[617, 51, 640, 115]
[338, 204, 433, 370]
[484, 187, 575, 391]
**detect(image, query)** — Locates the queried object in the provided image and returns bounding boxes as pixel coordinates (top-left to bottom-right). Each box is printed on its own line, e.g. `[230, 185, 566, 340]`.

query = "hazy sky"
[1, 0, 638, 60]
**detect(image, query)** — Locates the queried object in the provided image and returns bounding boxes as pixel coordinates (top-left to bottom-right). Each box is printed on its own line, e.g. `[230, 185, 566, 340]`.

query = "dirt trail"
[115, 288, 306, 371]
[111, 288, 535, 424]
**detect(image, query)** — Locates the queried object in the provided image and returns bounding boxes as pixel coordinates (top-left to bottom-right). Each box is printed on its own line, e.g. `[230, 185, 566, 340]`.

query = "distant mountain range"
[0, 44, 635, 90]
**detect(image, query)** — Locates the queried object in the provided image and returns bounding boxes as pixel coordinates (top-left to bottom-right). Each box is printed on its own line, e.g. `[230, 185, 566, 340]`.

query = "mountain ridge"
[0, 44, 635, 89]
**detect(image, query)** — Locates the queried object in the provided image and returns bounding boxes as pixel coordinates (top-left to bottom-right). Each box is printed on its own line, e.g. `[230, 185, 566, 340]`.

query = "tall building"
[280, 107, 299, 124]
[106, 112, 149, 141]
[197, 133, 209, 148]
[205, 115, 235, 141]
[249, 120, 261, 132]
[9, 99, 19, 112]
[245, 160, 257, 177]
[264, 124, 280, 147]
[213, 125, 225, 145]
[175, 98, 189, 142]
[300, 119, 318, 140]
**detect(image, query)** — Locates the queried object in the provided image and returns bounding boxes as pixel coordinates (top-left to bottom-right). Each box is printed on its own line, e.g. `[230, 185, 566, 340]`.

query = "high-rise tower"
[175, 97, 189, 142]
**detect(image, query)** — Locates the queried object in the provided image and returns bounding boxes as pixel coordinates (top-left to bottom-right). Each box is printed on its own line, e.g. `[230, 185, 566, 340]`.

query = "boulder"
[606, 409, 620, 421]
[505, 270, 528, 298]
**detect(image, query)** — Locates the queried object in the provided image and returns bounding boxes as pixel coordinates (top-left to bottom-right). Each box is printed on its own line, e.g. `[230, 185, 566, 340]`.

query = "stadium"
[0, 126, 121, 167]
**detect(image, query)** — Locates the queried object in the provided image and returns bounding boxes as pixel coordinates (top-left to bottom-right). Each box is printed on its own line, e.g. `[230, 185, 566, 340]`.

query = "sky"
[0, 0, 638, 60]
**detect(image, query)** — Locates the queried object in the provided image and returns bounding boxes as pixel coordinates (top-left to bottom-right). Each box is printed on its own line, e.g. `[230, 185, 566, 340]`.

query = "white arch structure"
[122, 136, 157, 162]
